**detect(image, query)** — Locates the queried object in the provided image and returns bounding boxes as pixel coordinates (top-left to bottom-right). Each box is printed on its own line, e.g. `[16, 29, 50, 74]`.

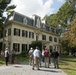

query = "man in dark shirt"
[52, 49, 59, 68]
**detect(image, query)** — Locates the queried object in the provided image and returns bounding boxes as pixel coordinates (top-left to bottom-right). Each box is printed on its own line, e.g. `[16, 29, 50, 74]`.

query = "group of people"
[5, 47, 15, 66]
[4, 46, 59, 69]
[28, 46, 60, 70]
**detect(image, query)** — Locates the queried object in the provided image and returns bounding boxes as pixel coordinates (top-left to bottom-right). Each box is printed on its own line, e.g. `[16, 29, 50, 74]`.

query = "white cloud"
[10, 0, 54, 18]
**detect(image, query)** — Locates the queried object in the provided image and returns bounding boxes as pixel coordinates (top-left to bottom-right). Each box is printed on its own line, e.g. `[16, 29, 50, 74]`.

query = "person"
[32, 46, 41, 70]
[28, 47, 33, 65]
[41, 49, 45, 62]
[51, 49, 59, 68]
[11, 50, 15, 64]
[5, 47, 9, 66]
[44, 47, 50, 68]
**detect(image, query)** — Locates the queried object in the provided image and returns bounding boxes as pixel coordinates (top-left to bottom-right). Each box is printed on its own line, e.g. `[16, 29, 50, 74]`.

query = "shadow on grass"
[61, 59, 76, 62]
[59, 60, 69, 65]
[61, 67, 76, 71]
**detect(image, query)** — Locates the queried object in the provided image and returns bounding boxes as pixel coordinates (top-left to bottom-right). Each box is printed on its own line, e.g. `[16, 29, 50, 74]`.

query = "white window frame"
[23, 17, 27, 24]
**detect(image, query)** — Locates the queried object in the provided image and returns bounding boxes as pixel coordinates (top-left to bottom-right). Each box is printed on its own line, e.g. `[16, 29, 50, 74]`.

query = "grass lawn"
[59, 55, 76, 75]
[0, 57, 5, 65]
[15, 54, 29, 62]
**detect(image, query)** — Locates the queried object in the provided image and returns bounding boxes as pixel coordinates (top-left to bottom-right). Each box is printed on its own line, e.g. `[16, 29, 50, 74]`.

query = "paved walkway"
[0, 63, 67, 75]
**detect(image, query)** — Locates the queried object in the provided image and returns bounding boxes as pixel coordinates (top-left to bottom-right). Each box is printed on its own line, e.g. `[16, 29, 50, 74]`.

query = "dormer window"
[23, 17, 27, 24]
[36, 18, 41, 28]
[9, 16, 13, 20]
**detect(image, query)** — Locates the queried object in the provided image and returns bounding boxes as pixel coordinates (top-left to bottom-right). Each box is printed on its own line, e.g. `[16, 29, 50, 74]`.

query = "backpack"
[29, 50, 33, 57]
[7, 51, 9, 57]
[44, 49, 49, 57]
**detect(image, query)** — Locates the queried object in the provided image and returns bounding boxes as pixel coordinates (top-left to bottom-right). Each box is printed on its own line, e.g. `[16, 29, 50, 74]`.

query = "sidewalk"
[0, 63, 67, 75]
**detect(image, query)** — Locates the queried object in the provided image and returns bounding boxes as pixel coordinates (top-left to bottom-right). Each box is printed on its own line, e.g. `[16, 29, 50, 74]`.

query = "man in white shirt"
[32, 46, 41, 70]
[5, 48, 9, 66]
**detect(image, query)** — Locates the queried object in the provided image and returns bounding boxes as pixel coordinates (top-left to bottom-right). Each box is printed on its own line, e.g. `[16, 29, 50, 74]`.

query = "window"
[42, 34, 46, 40]
[9, 16, 13, 20]
[36, 35, 38, 41]
[14, 28, 20, 36]
[13, 43, 20, 52]
[49, 36, 52, 41]
[22, 44, 27, 52]
[22, 30, 28, 37]
[29, 44, 31, 49]
[54, 37, 57, 42]
[4, 30, 7, 37]
[23, 17, 27, 24]
[8, 28, 11, 36]
[36, 18, 41, 28]
[32, 32, 34, 38]
[26, 31, 28, 37]
[29, 32, 31, 38]
[29, 31, 34, 38]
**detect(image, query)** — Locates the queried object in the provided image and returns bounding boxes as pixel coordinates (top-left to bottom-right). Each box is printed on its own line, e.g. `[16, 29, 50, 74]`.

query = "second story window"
[54, 37, 57, 42]
[29, 32, 31, 38]
[22, 30, 28, 37]
[49, 36, 52, 41]
[8, 28, 11, 36]
[32, 32, 34, 38]
[29, 31, 34, 38]
[42, 34, 46, 40]
[4, 30, 7, 37]
[14, 28, 20, 36]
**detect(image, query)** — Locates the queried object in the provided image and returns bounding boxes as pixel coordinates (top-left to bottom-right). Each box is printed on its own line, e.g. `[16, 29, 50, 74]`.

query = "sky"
[10, 0, 65, 18]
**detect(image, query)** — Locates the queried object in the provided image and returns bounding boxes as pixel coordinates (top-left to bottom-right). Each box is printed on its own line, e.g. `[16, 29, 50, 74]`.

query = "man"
[32, 46, 41, 70]
[5, 48, 9, 66]
[28, 47, 33, 65]
[52, 49, 59, 68]
[44, 47, 50, 68]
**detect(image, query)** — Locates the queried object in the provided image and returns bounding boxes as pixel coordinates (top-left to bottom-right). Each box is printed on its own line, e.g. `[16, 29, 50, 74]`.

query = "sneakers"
[37, 68, 40, 70]
[32, 68, 34, 70]
[32, 68, 40, 70]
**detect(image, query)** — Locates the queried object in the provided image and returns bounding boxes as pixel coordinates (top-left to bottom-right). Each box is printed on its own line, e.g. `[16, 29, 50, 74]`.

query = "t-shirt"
[33, 49, 40, 58]
[44, 49, 49, 57]
[52, 51, 59, 58]
[5, 50, 9, 57]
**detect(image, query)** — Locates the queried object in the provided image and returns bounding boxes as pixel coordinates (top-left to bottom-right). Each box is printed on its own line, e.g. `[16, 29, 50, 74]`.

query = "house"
[0, 11, 60, 54]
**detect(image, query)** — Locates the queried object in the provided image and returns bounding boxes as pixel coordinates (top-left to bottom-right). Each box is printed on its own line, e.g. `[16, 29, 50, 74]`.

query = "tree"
[31, 41, 42, 51]
[45, 1, 75, 27]
[66, 0, 76, 21]
[45, 14, 59, 27]
[0, 0, 16, 31]
[61, 18, 76, 54]
[0, 0, 16, 54]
